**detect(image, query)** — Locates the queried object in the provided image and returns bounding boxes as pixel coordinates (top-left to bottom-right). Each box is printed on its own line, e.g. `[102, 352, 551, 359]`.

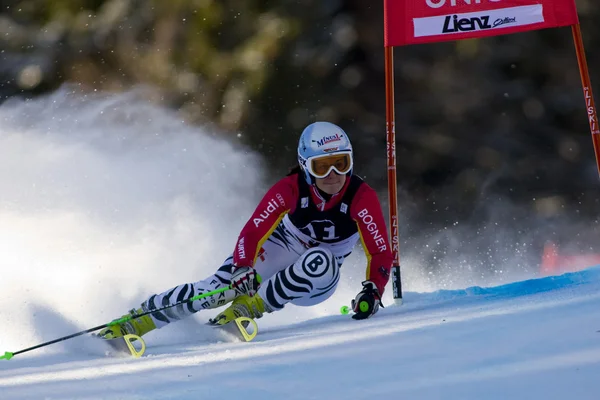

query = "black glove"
[230, 266, 261, 297]
[351, 281, 382, 320]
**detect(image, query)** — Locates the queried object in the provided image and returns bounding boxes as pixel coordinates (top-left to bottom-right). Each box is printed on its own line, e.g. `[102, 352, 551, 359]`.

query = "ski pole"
[1, 285, 232, 360]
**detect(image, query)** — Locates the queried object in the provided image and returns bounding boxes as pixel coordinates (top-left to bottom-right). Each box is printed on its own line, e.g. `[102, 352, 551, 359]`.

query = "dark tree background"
[1, 0, 598, 280]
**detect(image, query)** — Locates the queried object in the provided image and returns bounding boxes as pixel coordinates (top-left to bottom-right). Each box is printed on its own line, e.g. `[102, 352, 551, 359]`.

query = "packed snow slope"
[1, 267, 600, 399]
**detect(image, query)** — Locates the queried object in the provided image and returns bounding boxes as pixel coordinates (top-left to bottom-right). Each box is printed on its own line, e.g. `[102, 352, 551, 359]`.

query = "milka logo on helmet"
[253, 199, 280, 227]
[312, 133, 343, 147]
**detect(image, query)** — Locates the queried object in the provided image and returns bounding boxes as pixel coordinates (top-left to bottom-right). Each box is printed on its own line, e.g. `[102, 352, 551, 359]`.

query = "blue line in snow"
[405, 265, 600, 303]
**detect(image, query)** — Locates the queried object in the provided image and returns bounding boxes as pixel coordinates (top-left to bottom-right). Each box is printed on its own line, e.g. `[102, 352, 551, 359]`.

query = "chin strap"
[312, 184, 344, 211]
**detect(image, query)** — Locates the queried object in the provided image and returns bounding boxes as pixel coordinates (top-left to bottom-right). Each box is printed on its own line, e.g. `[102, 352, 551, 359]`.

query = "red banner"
[384, 0, 579, 47]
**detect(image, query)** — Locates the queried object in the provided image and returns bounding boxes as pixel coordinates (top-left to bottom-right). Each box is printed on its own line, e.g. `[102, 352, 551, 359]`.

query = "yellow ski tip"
[234, 317, 258, 342]
[123, 334, 146, 358]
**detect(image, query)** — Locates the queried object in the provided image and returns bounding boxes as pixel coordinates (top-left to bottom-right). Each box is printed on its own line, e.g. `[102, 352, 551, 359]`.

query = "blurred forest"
[1, 0, 599, 277]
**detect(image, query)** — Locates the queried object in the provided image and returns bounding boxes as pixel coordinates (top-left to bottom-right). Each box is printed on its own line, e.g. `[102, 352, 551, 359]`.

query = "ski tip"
[1, 351, 14, 361]
[211, 317, 259, 342]
[123, 334, 146, 358]
[234, 317, 258, 342]
[97, 334, 146, 358]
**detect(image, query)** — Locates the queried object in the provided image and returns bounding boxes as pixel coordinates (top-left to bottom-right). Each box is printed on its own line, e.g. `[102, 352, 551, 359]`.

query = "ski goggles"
[306, 151, 353, 178]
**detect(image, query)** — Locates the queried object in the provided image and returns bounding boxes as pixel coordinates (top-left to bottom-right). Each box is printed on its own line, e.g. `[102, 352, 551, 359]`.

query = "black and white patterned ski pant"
[141, 223, 341, 328]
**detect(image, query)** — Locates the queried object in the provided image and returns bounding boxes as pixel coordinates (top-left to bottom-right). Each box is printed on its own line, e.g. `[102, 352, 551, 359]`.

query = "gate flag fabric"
[384, 0, 579, 46]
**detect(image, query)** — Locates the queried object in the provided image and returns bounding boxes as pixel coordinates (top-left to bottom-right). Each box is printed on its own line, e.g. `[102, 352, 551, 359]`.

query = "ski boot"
[97, 308, 157, 340]
[209, 293, 269, 326]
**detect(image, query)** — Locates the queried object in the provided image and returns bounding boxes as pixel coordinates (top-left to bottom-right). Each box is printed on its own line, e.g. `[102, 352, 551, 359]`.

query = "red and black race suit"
[233, 173, 393, 294]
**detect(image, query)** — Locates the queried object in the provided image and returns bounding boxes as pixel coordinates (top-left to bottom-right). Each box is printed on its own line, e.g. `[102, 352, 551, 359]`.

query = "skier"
[98, 121, 393, 341]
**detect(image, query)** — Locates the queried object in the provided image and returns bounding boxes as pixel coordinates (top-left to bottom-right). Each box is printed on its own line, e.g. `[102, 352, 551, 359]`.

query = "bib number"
[302, 220, 338, 241]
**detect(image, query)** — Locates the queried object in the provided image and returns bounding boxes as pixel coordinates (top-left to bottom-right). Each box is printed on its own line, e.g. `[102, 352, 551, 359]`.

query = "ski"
[99, 334, 146, 358]
[98, 316, 256, 358]
[210, 317, 258, 342]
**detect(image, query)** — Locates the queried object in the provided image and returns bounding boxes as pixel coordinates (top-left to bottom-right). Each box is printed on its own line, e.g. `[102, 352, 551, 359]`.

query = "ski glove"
[351, 281, 382, 320]
[230, 266, 261, 297]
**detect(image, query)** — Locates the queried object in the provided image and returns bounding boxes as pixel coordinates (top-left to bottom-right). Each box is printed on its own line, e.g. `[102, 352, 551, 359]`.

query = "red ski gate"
[383, 0, 600, 304]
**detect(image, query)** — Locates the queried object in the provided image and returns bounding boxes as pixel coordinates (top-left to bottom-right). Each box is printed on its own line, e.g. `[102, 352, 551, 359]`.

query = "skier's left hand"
[351, 281, 382, 320]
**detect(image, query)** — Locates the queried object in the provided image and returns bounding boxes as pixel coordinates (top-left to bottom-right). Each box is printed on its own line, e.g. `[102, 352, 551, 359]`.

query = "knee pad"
[258, 247, 340, 310]
[289, 247, 340, 306]
[298, 247, 336, 280]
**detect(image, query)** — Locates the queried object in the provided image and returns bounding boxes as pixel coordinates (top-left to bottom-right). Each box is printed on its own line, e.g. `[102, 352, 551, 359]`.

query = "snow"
[1, 268, 600, 399]
[1, 90, 599, 399]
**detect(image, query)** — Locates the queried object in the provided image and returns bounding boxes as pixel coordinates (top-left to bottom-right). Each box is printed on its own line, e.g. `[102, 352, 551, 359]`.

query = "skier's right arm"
[232, 175, 298, 268]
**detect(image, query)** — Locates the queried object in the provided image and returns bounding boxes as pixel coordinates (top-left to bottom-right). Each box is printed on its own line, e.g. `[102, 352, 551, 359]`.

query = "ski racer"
[98, 121, 394, 341]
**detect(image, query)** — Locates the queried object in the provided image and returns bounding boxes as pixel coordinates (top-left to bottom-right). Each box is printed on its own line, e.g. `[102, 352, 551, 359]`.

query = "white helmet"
[297, 122, 354, 184]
